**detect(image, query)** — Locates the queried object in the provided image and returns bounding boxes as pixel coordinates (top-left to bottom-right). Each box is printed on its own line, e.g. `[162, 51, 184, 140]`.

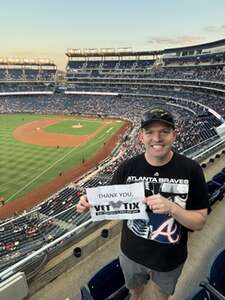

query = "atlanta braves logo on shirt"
[126, 177, 189, 244]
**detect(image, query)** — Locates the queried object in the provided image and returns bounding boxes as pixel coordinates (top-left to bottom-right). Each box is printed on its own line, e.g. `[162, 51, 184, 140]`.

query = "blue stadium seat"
[187, 248, 225, 300]
[80, 287, 94, 300]
[201, 281, 225, 300]
[186, 287, 210, 300]
[208, 248, 225, 297]
[212, 173, 225, 193]
[186, 282, 225, 300]
[207, 181, 223, 205]
[80, 257, 129, 300]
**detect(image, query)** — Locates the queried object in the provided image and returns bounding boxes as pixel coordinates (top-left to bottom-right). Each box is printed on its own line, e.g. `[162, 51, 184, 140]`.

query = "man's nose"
[152, 132, 162, 142]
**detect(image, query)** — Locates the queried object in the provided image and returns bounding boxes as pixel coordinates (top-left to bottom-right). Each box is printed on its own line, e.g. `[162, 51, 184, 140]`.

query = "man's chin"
[149, 149, 170, 159]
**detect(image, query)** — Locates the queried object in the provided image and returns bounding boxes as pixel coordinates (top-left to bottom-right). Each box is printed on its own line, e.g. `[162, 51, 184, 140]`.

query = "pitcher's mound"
[72, 123, 83, 128]
[14, 119, 88, 147]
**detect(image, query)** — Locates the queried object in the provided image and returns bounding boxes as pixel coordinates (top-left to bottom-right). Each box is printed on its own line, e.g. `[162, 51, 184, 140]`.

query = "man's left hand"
[144, 194, 173, 215]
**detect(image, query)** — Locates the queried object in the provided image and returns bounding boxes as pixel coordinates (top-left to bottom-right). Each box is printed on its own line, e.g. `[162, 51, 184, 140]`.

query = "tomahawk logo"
[94, 202, 140, 212]
[109, 201, 123, 209]
[151, 218, 179, 243]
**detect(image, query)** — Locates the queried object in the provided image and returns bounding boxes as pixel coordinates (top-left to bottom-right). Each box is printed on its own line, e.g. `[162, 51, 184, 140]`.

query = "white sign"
[86, 182, 148, 221]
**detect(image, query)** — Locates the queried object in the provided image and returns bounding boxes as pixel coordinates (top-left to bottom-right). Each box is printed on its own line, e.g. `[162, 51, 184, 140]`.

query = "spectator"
[77, 107, 209, 300]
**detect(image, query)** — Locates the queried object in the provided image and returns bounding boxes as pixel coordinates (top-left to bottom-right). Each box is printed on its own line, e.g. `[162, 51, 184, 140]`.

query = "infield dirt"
[0, 118, 130, 219]
[14, 119, 109, 147]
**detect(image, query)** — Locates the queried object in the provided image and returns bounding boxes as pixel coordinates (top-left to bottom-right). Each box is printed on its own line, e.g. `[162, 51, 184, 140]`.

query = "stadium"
[0, 37, 225, 300]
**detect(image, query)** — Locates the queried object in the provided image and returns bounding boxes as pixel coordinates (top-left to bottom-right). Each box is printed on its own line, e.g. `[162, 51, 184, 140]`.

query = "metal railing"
[1, 112, 225, 283]
[0, 218, 92, 282]
[1, 137, 225, 282]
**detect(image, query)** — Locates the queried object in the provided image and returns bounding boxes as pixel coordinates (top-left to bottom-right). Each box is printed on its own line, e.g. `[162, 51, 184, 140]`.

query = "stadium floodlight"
[3, 58, 9, 65]
[83, 48, 98, 54]
[66, 48, 83, 57]
[7, 57, 20, 64]
[100, 48, 115, 54]
[117, 47, 133, 54]
[23, 58, 36, 64]
[6, 58, 21, 64]
[72, 48, 82, 54]
[38, 58, 50, 64]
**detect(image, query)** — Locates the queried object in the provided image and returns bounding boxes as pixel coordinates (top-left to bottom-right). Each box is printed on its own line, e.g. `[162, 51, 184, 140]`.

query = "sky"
[0, 0, 225, 70]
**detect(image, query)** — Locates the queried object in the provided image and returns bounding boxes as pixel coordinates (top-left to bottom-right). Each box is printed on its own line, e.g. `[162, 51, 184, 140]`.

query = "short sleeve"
[110, 161, 127, 185]
[186, 161, 209, 210]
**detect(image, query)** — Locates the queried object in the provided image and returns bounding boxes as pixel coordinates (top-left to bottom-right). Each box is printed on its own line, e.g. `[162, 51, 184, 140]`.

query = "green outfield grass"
[44, 118, 102, 135]
[0, 114, 124, 203]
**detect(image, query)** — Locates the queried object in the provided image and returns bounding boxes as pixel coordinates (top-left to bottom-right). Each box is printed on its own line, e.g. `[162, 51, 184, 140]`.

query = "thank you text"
[86, 182, 148, 221]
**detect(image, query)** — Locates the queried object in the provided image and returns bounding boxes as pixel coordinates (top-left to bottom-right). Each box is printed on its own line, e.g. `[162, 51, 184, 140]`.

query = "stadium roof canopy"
[0, 58, 56, 66]
[66, 39, 225, 58]
[164, 38, 225, 54]
[66, 48, 162, 57]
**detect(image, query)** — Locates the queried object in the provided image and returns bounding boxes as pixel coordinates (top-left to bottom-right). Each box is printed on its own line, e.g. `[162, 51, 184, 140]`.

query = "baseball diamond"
[0, 114, 128, 215]
[0, 30, 225, 300]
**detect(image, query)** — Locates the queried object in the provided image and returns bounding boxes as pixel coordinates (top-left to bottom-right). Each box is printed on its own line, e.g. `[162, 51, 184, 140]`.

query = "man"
[77, 107, 209, 300]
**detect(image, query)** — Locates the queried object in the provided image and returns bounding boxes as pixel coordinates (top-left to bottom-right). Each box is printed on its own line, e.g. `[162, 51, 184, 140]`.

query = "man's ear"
[172, 130, 177, 142]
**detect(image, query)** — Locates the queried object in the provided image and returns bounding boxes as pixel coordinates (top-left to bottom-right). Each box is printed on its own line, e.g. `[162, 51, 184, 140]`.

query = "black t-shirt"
[111, 152, 209, 272]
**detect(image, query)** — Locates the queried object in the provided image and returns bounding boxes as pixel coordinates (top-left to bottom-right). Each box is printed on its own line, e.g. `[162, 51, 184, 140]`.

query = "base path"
[0, 119, 131, 219]
[13, 119, 105, 147]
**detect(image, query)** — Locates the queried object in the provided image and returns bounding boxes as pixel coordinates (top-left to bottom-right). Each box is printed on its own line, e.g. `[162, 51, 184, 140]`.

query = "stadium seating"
[0, 43, 225, 287]
[186, 247, 225, 299]
[0, 60, 57, 95]
[208, 248, 225, 297]
[200, 281, 225, 300]
[80, 257, 129, 300]
[25, 69, 39, 80]
[7, 69, 23, 80]
[212, 173, 225, 193]
[207, 180, 224, 205]
[0, 88, 224, 273]
[186, 287, 210, 300]
[187, 284, 225, 300]
[0, 69, 6, 80]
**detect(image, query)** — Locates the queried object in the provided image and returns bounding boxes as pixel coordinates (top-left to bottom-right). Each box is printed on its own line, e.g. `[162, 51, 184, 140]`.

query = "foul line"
[6, 146, 79, 203]
[6, 125, 117, 203]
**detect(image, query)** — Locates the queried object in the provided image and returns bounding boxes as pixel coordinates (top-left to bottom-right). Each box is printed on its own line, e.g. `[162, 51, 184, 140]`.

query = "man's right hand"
[76, 195, 91, 213]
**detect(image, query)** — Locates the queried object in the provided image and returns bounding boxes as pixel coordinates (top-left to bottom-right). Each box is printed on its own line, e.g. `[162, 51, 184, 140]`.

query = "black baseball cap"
[141, 107, 175, 129]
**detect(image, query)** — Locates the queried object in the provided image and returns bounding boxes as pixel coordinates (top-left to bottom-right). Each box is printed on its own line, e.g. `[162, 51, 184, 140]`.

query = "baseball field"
[0, 114, 126, 205]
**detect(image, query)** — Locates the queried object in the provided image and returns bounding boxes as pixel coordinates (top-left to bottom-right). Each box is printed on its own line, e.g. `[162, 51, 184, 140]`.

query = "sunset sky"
[0, 0, 225, 70]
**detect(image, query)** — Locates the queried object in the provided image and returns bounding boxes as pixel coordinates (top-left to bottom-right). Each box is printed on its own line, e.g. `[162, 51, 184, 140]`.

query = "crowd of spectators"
[0, 92, 222, 148]
[0, 58, 225, 275]
[152, 66, 225, 81]
[67, 57, 225, 82]
[0, 82, 55, 94]
[0, 67, 56, 82]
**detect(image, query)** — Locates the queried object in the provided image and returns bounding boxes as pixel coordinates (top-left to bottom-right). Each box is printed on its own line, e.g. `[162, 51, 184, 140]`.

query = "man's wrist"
[168, 202, 176, 217]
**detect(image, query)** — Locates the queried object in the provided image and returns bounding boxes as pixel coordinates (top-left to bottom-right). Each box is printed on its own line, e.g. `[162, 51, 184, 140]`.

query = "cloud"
[148, 35, 206, 46]
[203, 25, 225, 33]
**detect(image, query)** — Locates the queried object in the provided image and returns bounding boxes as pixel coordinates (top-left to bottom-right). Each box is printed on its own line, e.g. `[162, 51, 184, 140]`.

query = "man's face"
[139, 121, 176, 160]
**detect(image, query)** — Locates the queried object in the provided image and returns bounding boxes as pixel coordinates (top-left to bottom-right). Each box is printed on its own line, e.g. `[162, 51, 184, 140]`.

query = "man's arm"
[144, 194, 208, 231]
[169, 203, 207, 231]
